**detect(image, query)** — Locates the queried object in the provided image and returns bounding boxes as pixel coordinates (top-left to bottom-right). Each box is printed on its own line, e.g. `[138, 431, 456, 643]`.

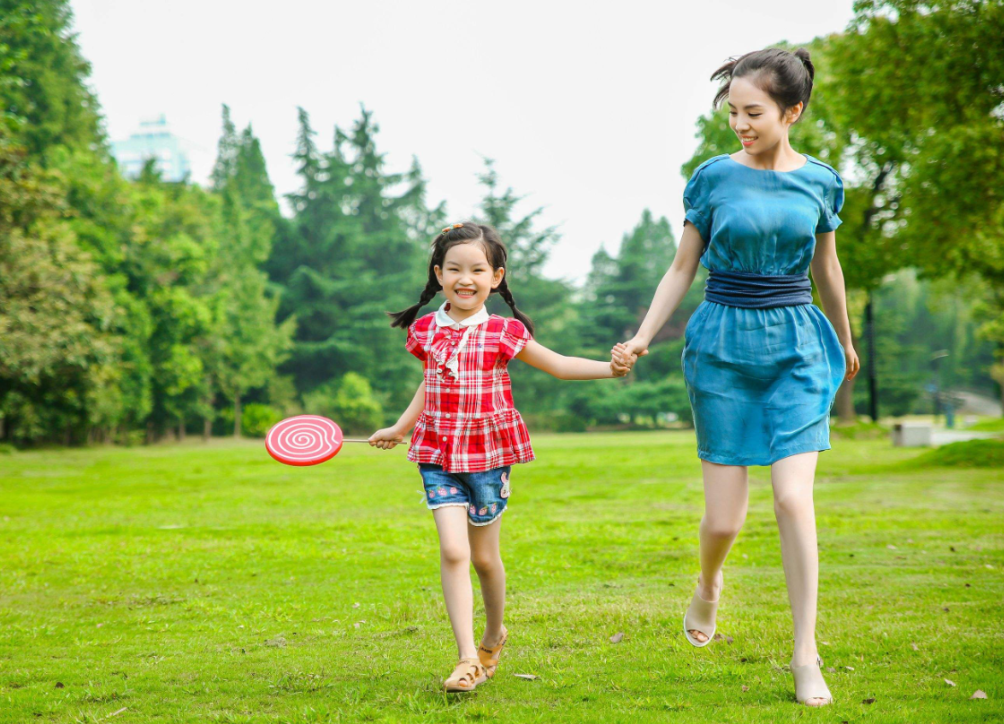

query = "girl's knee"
[471, 550, 502, 575]
[440, 542, 470, 568]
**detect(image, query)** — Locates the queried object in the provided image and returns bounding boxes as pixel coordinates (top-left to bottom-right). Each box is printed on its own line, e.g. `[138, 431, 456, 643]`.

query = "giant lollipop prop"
[265, 415, 379, 466]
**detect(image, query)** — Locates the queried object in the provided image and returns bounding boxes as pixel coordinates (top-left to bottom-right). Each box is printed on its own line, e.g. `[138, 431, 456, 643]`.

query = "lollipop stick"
[343, 438, 408, 444]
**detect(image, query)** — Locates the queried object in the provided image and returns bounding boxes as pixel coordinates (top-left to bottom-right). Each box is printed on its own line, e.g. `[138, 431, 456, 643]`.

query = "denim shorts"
[418, 464, 512, 526]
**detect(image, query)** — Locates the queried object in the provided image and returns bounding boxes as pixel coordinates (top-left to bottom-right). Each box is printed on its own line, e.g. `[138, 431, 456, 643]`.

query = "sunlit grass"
[1, 432, 1001, 722]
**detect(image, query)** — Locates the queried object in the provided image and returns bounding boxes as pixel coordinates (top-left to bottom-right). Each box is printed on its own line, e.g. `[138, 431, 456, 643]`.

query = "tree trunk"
[203, 417, 212, 442]
[1, 414, 6, 440]
[146, 420, 155, 445]
[835, 376, 856, 423]
[234, 393, 241, 438]
[178, 419, 185, 441]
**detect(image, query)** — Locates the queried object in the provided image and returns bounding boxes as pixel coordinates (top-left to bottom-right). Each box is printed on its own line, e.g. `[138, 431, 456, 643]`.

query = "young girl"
[369, 221, 634, 692]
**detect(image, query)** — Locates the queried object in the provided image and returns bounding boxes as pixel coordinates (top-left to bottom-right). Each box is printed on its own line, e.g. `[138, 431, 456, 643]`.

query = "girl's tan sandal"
[478, 625, 509, 678]
[443, 657, 487, 692]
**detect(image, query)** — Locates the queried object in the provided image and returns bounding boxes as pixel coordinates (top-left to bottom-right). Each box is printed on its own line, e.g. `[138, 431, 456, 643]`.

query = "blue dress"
[681, 154, 847, 466]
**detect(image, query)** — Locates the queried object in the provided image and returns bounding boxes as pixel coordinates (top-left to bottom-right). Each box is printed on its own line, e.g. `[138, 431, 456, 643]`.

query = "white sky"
[71, 0, 856, 283]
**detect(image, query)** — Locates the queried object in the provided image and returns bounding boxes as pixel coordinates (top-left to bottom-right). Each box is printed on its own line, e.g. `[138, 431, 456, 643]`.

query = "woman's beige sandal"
[683, 586, 719, 647]
[790, 656, 833, 706]
[478, 625, 508, 678]
[443, 657, 487, 692]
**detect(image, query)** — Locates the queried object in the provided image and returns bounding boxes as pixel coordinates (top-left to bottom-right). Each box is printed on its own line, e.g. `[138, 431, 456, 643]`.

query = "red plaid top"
[405, 308, 535, 472]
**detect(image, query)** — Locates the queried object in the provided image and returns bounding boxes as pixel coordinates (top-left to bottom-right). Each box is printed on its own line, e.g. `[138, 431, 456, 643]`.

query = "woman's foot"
[684, 571, 723, 645]
[790, 654, 833, 706]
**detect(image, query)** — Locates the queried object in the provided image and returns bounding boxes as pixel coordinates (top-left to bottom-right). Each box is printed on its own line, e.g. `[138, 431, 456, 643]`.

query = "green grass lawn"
[1, 432, 1001, 723]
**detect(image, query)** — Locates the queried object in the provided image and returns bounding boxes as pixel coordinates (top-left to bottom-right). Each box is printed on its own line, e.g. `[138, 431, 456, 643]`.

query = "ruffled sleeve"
[683, 167, 713, 243]
[499, 318, 532, 361]
[405, 319, 427, 361]
[816, 172, 845, 233]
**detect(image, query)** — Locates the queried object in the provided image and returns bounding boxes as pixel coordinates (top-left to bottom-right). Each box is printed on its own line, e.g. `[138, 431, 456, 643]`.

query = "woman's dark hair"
[388, 222, 535, 334]
[711, 47, 815, 121]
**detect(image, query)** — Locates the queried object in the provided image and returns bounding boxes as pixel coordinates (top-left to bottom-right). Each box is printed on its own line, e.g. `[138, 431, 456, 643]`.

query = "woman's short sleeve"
[683, 169, 713, 243]
[499, 318, 532, 361]
[816, 173, 845, 233]
[405, 321, 427, 361]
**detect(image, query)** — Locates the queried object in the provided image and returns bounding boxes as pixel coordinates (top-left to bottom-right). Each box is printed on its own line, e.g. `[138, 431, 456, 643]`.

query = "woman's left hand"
[844, 344, 861, 381]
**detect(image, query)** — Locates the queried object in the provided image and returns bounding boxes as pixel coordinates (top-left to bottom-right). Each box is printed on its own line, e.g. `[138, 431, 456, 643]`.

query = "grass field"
[1, 431, 1001, 723]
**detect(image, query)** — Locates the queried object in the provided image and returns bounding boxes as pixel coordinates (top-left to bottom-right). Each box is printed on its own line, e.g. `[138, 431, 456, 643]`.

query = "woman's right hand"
[369, 427, 405, 449]
[622, 336, 651, 359]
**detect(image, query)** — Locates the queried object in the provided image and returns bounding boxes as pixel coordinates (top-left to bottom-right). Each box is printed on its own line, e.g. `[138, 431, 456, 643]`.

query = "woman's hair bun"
[793, 47, 815, 82]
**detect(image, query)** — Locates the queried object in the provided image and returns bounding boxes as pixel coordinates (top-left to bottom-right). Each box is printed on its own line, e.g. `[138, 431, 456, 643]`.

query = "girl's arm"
[369, 380, 425, 449]
[516, 341, 634, 380]
[623, 224, 705, 357]
[810, 231, 861, 381]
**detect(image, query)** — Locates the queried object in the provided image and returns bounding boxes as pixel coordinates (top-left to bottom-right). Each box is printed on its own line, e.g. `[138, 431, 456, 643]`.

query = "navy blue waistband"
[704, 269, 812, 309]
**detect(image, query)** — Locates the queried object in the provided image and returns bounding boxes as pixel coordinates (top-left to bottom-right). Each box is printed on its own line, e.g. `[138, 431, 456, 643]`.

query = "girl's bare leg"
[469, 516, 505, 647]
[433, 506, 477, 659]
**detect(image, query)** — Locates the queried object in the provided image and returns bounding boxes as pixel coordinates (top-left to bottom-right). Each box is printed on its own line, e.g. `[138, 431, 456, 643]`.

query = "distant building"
[111, 115, 190, 182]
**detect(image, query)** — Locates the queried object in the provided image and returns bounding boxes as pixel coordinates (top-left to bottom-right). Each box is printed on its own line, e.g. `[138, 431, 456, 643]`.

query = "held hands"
[622, 336, 651, 360]
[609, 342, 638, 377]
[369, 427, 405, 450]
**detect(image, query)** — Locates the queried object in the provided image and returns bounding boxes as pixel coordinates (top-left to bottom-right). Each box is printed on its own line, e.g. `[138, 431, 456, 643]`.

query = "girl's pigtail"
[497, 277, 535, 336]
[389, 277, 440, 329]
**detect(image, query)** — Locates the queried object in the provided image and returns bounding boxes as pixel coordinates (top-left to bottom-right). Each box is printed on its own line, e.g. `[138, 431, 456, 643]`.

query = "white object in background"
[891, 422, 932, 447]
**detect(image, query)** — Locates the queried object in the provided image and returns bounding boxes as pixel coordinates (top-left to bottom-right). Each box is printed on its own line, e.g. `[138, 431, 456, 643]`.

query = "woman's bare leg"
[771, 451, 829, 706]
[689, 460, 749, 643]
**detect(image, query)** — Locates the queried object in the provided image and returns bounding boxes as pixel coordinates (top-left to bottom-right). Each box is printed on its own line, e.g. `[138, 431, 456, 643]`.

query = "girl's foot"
[478, 625, 508, 678]
[443, 657, 487, 692]
[684, 571, 723, 646]
[790, 654, 833, 706]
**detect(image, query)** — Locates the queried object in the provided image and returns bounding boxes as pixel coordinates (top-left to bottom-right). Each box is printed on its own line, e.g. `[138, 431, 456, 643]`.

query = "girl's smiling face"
[435, 241, 504, 317]
[728, 75, 803, 155]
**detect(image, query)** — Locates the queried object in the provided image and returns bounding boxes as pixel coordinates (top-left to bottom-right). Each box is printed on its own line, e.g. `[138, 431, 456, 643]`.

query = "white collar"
[434, 301, 489, 330]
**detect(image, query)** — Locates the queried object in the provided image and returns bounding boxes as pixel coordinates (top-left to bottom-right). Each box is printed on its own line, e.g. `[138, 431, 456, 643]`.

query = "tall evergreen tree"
[206, 106, 292, 436]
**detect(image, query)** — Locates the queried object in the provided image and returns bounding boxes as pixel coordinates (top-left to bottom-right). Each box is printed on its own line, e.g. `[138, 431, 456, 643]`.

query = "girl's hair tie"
[441, 223, 464, 234]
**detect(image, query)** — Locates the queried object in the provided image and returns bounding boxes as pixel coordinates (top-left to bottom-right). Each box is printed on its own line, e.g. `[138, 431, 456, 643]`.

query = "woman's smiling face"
[435, 241, 504, 315]
[727, 75, 802, 156]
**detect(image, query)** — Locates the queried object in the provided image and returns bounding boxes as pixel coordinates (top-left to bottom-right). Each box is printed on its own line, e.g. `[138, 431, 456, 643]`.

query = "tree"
[207, 106, 293, 436]
[0, 133, 117, 443]
[828, 0, 1004, 412]
[0, 0, 104, 161]
[270, 107, 429, 418]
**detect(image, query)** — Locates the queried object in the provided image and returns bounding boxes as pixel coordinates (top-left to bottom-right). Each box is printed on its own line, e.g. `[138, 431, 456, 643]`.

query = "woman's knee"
[773, 489, 812, 519]
[701, 514, 745, 541]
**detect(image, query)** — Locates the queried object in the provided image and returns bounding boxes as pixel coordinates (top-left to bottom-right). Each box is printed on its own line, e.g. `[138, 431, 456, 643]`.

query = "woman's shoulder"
[689, 154, 731, 180]
[802, 155, 842, 184]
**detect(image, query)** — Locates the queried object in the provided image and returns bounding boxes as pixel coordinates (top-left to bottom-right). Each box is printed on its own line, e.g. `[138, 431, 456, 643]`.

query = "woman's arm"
[369, 379, 425, 448]
[516, 341, 634, 380]
[623, 223, 705, 357]
[810, 231, 861, 380]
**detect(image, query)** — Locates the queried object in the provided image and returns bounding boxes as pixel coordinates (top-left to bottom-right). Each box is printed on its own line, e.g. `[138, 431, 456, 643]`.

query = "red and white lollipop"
[266, 415, 363, 466]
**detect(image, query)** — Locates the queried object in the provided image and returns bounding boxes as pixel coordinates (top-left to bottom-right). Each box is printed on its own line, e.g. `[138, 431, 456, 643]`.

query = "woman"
[623, 47, 860, 706]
